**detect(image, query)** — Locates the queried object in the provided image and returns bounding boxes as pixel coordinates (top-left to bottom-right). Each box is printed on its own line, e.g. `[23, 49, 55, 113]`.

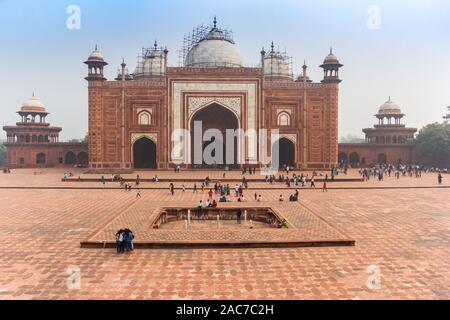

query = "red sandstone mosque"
[2, 18, 417, 170]
[83, 18, 341, 170]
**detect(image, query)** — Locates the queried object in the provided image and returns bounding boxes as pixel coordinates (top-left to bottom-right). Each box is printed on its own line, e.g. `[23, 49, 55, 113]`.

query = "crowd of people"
[357, 164, 446, 184]
[262, 169, 333, 192]
[61, 163, 448, 209]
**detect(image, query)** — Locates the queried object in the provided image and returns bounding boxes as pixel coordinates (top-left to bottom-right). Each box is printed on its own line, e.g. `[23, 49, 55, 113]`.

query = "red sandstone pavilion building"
[2, 95, 88, 168]
[339, 97, 417, 167]
[84, 18, 342, 171]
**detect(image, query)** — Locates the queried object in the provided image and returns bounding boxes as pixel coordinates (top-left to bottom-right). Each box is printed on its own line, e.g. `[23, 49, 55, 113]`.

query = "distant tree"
[0, 143, 6, 167]
[339, 134, 365, 143]
[414, 122, 450, 167]
[82, 133, 88, 144]
[444, 106, 450, 121]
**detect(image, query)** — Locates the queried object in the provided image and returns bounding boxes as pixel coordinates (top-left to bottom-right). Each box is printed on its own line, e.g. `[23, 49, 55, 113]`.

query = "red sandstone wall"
[5, 143, 87, 168]
[339, 143, 414, 166]
[264, 82, 339, 169]
[87, 68, 339, 171]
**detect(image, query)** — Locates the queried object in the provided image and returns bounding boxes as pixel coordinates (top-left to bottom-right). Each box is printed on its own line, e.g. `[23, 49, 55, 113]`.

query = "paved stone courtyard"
[0, 169, 449, 299]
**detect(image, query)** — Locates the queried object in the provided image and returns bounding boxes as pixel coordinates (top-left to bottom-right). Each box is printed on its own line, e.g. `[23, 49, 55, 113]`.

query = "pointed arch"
[349, 152, 360, 167]
[36, 153, 46, 165]
[277, 112, 291, 126]
[272, 137, 296, 169]
[133, 137, 157, 169]
[138, 111, 152, 125]
[338, 152, 348, 164]
[189, 103, 240, 168]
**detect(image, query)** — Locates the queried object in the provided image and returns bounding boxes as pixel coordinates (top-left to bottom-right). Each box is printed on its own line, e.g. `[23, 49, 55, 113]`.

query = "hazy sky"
[1, 0, 449, 140]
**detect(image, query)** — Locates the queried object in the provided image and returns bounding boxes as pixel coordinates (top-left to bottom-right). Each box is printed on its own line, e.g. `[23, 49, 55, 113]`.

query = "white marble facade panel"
[171, 82, 257, 162]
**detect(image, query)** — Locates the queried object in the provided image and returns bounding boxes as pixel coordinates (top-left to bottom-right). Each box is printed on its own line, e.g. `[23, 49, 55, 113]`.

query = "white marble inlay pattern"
[273, 133, 297, 144]
[188, 97, 241, 119]
[276, 108, 292, 115]
[131, 133, 157, 145]
[136, 107, 153, 114]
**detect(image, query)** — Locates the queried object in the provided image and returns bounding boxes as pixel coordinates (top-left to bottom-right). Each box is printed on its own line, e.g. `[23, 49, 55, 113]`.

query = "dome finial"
[213, 16, 217, 29]
[271, 41, 275, 52]
[95, 44, 98, 51]
[154, 40, 158, 50]
[330, 47, 333, 54]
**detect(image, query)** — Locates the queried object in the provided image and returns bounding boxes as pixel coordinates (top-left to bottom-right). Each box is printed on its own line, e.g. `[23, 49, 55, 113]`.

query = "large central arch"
[133, 137, 157, 169]
[190, 103, 239, 168]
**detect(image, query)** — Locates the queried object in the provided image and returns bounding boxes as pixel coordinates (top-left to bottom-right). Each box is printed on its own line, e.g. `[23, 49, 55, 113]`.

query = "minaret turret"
[84, 45, 108, 81]
[320, 48, 343, 83]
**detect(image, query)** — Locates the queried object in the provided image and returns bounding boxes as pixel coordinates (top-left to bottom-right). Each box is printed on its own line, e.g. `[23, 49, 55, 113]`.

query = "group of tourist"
[279, 189, 300, 202]
[197, 199, 218, 208]
[62, 172, 75, 180]
[263, 171, 331, 191]
[268, 218, 289, 229]
[358, 164, 446, 184]
[115, 228, 135, 253]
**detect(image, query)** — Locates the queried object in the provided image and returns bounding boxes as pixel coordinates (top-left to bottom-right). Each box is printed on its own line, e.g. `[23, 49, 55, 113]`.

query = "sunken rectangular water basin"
[81, 204, 355, 249]
[151, 207, 286, 230]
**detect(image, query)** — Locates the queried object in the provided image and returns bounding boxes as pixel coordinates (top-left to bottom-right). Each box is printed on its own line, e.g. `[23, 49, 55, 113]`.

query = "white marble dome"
[261, 54, 292, 80]
[21, 95, 46, 112]
[378, 97, 402, 115]
[185, 29, 243, 68]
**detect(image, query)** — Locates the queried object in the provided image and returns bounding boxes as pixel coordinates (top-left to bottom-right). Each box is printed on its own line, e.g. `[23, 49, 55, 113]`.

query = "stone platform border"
[80, 239, 356, 249]
[62, 177, 364, 183]
[80, 203, 356, 249]
[1, 186, 448, 191]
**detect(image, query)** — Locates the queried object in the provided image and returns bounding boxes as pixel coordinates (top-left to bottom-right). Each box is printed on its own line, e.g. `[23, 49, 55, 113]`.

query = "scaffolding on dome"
[133, 43, 166, 79]
[178, 23, 235, 67]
